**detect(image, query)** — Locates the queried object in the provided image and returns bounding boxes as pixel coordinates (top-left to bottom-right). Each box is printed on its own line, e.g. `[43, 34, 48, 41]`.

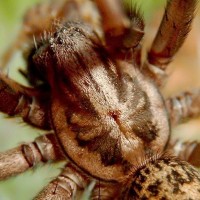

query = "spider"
[0, 0, 200, 199]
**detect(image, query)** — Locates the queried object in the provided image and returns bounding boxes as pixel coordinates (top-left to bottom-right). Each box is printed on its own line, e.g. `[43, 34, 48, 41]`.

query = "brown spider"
[0, 0, 200, 199]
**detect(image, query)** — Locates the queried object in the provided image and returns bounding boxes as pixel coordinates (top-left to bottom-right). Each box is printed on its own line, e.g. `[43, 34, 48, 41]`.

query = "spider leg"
[95, 0, 144, 63]
[169, 140, 200, 168]
[35, 162, 90, 200]
[165, 89, 200, 126]
[36, 165, 120, 200]
[0, 73, 52, 129]
[0, 133, 65, 180]
[91, 181, 120, 200]
[142, 0, 197, 86]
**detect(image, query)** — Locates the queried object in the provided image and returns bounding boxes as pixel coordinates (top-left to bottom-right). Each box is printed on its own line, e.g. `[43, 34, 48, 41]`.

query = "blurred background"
[0, 0, 199, 199]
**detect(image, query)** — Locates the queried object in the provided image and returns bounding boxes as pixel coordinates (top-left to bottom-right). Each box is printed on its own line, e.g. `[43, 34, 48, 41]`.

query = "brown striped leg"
[169, 140, 200, 167]
[0, 133, 65, 180]
[95, 0, 144, 62]
[0, 73, 52, 129]
[142, 0, 197, 86]
[35, 162, 90, 200]
[165, 89, 200, 126]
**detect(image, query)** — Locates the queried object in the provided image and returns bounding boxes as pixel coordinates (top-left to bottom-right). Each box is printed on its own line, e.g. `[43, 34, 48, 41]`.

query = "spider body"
[0, 0, 200, 199]
[30, 21, 169, 181]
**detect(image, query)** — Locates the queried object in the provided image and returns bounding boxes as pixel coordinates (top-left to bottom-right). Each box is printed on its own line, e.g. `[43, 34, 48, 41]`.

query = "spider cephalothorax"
[0, 0, 200, 199]
[29, 21, 169, 181]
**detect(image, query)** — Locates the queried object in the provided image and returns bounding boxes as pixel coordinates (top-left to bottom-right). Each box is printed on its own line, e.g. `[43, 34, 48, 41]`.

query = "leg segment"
[95, 0, 144, 62]
[165, 89, 200, 126]
[143, 0, 197, 86]
[0, 73, 51, 129]
[169, 140, 200, 167]
[36, 164, 122, 200]
[95, 0, 130, 39]
[0, 133, 65, 180]
[35, 162, 90, 200]
[91, 181, 120, 200]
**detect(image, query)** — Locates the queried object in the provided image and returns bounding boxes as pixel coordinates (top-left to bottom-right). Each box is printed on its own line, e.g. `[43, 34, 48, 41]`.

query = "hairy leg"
[166, 89, 200, 167]
[0, 133, 65, 180]
[0, 73, 52, 129]
[95, 0, 144, 63]
[35, 162, 90, 200]
[143, 0, 197, 86]
[165, 89, 200, 126]
[169, 140, 200, 167]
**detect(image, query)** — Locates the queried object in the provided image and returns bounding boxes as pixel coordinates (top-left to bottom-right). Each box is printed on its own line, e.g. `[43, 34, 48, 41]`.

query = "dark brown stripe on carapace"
[77, 130, 124, 166]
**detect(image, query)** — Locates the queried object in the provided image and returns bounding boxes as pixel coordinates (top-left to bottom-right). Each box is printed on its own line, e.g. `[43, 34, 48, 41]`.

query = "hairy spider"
[0, 0, 200, 199]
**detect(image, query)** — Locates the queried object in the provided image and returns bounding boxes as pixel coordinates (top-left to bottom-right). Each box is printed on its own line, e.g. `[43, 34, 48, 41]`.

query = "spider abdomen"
[125, 156, 200, 199]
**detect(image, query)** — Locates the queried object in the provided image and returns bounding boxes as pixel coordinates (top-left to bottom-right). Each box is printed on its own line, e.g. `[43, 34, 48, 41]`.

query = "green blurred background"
[0, 0, 199, 200]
